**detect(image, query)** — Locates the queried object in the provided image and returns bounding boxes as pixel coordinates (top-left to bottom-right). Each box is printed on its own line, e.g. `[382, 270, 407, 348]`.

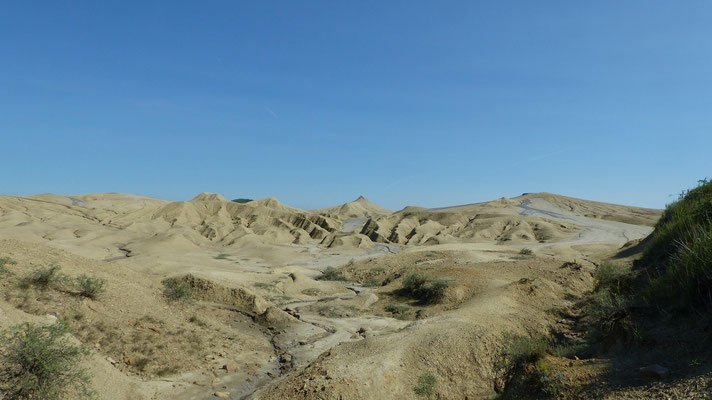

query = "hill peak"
[191, 192, 227, 202]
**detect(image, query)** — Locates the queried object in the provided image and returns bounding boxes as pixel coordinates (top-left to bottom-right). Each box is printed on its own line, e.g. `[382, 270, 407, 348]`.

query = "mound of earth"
[315, 196, 392, 218]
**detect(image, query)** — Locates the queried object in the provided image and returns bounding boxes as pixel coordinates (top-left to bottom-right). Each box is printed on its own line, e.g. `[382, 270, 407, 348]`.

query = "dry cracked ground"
[1, 191, 678, 399]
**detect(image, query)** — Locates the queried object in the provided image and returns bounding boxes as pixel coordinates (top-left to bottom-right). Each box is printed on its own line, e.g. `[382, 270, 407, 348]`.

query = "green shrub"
[24, 265, 66, 290]
[413, 373, 437, 397]
[317, 267, 347, 282]
[0, 323, 94, 399]
[363, 277, 382, 287]
[231, 198, 253, 204]
[519, 248, 533, 256]
[0, 257, 16, 275]
[502, 335, 551, 367]
[161, 278, 192, 301]
[579, 261, 635, 342]
[385, 303, 410, 319]
[214, 253, 230, 260]
[581, 287, 632, 342]
[400, 273, 451, 304]
[594, 261, 633, 294]
[75, 275, 107, 299]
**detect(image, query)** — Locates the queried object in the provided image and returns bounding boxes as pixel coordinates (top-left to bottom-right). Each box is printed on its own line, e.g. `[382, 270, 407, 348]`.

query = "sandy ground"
[0, 192, 661, 399]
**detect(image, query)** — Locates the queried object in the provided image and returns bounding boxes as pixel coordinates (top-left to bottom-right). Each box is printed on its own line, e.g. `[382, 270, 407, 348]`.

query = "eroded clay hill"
[0, 192, 659, 257]
[0, 191, 662, 399]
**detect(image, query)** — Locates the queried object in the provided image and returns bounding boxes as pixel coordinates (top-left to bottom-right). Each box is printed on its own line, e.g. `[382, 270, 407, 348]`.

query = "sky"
[1, 1, 711, 210]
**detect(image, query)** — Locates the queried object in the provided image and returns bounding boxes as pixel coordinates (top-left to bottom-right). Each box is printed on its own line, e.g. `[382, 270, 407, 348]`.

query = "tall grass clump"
[0, 323, 94, 399]
[643, 178, 712, 308]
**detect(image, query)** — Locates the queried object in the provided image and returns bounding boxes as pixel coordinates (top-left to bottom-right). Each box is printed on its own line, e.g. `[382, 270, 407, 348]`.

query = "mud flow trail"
[518, 198, 652, 246]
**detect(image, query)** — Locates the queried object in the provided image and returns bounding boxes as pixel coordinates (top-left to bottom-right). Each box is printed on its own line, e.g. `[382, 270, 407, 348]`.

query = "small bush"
[214, 253, 230, 260]
[581, 287, 632, 342]
[400, 273, 451, 304]
[75, 275, 107, 299]
[0, 323, 94, 399]
[317, 267, 347, 282]
[0, 257, 17, 276]
[364, 277, 382, 287]
[594, 261, 632, 293]
[162, 278, 192, 301]
[385, 303, 410, 319]
[24, 265, 66, 290]
[133, 357, 150, 371]
[502, 336, 551, 367]
[519, 248, 534, 256]
[413, 373, 437, 397]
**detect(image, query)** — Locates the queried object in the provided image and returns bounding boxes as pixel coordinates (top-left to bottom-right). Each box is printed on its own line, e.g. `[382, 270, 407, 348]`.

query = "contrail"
[264, 106, 278, 118]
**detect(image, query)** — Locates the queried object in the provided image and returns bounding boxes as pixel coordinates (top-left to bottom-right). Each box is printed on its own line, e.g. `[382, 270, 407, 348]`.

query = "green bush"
[413, 373, 437, 397]
[594, 261, 633, 294]
[400, 273, 451, 304]
[161, 278, 192, 301]
[385, 303, 410, 319]
[502, 335, 551, 367]
[75, 275, 107, 299]
[231, 198, 253, 203]
[24, 265, 66, 290]
[0, 257, 16, 276]
[317, 267, 347, 282]
[363, 277, 382, 287]
[0, 323, 94, 399]
[519, 248, 533, 256]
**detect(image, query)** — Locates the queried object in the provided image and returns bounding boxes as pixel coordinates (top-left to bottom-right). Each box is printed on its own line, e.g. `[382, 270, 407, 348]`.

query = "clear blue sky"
[2, 1, 710, 210]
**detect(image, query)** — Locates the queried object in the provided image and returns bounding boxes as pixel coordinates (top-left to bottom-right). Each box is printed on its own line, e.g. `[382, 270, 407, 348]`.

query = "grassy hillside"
[641, 178, 712, 309]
